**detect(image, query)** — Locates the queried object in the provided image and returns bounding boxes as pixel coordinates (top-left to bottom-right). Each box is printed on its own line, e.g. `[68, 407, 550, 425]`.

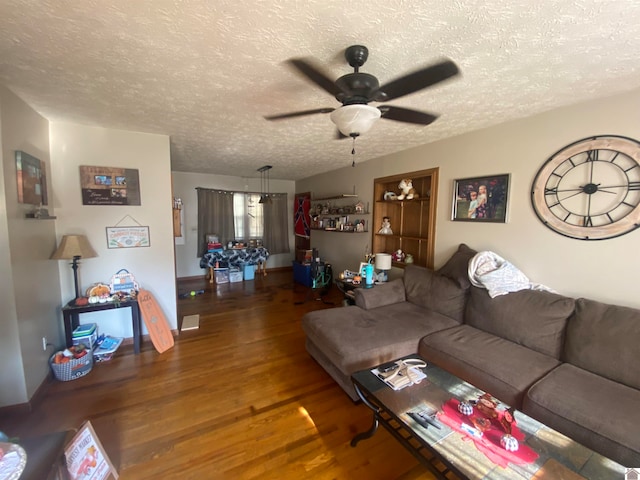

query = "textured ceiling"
[2, 1, 640, 180]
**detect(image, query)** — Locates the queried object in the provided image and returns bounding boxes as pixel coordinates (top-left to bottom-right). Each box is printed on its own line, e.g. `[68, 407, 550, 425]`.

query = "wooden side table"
[62, 299, 142, 354]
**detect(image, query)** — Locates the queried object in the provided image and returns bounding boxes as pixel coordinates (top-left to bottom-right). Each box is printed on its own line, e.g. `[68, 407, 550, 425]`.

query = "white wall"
[172, 171, 295, 278]
[50, 123, 177, 338]
[0, 85, 61, 406]
[298, 88, 640, 309]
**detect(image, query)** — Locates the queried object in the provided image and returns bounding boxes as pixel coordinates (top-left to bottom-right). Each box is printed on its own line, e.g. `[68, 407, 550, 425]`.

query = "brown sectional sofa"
[301, 244, 640, 467]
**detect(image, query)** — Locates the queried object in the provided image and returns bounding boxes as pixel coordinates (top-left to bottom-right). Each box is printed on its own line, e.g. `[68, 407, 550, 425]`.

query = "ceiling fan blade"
[378, 105, 438, 125]
[375, 59, 459, 102]
[264, 108, 334, 121]
[287, 58, 346, 97]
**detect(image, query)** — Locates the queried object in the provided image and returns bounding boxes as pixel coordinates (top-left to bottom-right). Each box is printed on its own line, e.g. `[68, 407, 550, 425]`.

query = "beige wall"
[0, 85, 61, 406]
[0, 97, 176, 408]
[297, 88, 640, 309]
[50, 123, 176, 338]
[172, 171, 296, 278]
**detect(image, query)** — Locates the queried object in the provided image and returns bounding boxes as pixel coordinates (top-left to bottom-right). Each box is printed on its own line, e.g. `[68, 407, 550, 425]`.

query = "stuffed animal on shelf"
[397, 179, 419, 200]
[392, 249, 405, 262]
[383, 190, 397, 201]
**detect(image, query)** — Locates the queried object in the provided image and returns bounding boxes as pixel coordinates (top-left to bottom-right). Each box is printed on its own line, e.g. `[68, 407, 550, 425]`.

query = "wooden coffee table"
[351, 355, 625, 479]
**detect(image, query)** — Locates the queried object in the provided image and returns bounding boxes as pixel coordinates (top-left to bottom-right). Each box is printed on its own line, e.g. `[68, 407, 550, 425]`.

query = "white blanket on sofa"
[468, 251, 554, 298]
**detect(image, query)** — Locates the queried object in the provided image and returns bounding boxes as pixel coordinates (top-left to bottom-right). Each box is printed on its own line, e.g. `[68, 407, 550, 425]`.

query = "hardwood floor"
[1, 271, 436, 479]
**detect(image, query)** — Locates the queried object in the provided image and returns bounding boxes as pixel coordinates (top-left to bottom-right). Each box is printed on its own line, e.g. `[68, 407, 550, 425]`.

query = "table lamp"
[374, 253, 392, 282]
[51, 234, 98, 303]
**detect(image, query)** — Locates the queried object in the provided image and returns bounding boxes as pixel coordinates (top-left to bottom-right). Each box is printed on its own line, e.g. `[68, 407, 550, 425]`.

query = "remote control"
[408, 410, 442, 430]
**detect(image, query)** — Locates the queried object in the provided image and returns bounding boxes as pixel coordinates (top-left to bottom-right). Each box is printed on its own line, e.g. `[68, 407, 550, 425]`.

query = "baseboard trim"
[0, 370, 54, 415]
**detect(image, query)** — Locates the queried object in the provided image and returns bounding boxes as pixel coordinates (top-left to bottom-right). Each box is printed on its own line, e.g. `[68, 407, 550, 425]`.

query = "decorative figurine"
[476, 393, 499, 419]
[392, 249, 405, 262]
[500, 407, 516, 435]
[378, 217, 393, 235]
[500, 434, 519, 452]
[457, 401, 474, 416]
[383, 191, 397, 201]
[397, 179, 420, 200]
[404, 254, 414, 264]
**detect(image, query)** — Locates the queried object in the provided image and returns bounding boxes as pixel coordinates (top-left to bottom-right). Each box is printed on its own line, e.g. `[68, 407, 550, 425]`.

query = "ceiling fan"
[265, 45, 460, 138]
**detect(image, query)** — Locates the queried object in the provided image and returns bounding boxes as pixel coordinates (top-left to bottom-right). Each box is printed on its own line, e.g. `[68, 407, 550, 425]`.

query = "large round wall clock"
[531, 135, 640, 240]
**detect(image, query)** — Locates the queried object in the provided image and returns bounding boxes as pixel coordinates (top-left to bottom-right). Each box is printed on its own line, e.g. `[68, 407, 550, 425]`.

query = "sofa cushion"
[418, 325, 561, 408]
[564, 298, 640, 390]
[355, 278, 405, 310]
[523, 363, 640, 467]
[436, 243, 477, 289]
[404, 265, 468, 323]
[301, 303, 459, 375]
[464, 287, 574, 358]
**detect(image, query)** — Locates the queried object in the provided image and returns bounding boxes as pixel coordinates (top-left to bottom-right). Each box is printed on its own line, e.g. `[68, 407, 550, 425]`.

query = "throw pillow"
[404, 265, 467, 323]
[437, 243, 477, 289]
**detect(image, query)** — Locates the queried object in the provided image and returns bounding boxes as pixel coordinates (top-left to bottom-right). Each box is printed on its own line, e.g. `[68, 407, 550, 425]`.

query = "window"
[233, 193, 263, 240]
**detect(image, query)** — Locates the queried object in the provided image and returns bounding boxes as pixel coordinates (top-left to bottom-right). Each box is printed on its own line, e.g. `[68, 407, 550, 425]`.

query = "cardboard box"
[296, 249, 313, 264]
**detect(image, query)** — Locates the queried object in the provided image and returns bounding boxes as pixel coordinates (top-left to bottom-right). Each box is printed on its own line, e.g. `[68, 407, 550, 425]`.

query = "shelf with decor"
[311, 194, 368, 215]
[372, 168, 439, 269]
[310, 192, 369, 233]
[311, 215, 368, 233]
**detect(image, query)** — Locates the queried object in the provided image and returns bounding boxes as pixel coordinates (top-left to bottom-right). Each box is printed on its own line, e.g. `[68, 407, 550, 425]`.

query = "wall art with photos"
[16, 150, 48, 205]
[452, 174, 510, 223]
[80, 165, 141, 206]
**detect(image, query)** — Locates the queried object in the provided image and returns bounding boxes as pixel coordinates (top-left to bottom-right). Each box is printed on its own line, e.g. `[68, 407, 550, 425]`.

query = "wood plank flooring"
[1, 271, 436, 479]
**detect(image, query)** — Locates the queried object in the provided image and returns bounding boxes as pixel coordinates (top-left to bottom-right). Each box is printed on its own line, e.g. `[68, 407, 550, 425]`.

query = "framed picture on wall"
[16, 150, 48, 205]
[452, 174, 510, 223]
[79, 166, 141, 206]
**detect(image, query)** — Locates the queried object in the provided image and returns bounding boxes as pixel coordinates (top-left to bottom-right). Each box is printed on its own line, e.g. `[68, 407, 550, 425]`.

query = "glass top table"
[351, 355, 625, 480]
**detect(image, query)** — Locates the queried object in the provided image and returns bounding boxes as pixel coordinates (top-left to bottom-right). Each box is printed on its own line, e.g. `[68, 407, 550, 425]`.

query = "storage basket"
[50, 352, 93, 381]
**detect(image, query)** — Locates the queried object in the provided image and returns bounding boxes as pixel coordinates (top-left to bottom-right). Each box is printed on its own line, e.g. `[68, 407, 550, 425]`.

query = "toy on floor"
[178, 289, 205, 299]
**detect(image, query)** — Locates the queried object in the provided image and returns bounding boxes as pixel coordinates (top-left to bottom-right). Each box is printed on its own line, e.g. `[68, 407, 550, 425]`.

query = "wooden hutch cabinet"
[372, 168, 439, 269]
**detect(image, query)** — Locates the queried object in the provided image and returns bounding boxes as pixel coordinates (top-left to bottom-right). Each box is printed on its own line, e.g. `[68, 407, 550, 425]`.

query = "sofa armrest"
[355, 278, 406, 310]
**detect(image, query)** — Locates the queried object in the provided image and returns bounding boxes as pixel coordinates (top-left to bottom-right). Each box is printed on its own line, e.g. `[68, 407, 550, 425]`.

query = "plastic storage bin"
[72, 323, 98, 350]
[293, 261, 312, 287]
[243, 263, 255, 281]
[229, 268, 243, 282]
[214, 267, 230, 284]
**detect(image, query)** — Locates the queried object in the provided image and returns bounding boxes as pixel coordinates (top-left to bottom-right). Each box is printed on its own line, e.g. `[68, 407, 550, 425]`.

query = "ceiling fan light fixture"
[330, 104, 381, 137]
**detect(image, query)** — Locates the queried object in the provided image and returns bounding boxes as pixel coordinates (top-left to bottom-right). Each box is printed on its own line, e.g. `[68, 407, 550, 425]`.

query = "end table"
[62, 299, 142, 354]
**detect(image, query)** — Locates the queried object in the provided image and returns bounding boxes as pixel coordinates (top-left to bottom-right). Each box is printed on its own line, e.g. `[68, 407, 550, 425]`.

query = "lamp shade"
[51, 234, 98, 260]
[374, 253, 392, 271]
[330, 104, 381, 137]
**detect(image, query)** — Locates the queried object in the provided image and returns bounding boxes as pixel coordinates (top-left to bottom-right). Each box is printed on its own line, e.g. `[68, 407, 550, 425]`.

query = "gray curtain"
[264, 193, 290, 254]
[196, 188, 235, 255]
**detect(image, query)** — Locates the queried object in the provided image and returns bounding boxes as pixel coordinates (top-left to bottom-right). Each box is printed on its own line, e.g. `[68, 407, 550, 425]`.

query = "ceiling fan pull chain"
[351, 136, 357, 166]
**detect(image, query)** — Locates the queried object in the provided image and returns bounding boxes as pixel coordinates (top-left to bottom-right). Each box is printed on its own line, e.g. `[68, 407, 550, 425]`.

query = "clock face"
[531, 135, 640, 240]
